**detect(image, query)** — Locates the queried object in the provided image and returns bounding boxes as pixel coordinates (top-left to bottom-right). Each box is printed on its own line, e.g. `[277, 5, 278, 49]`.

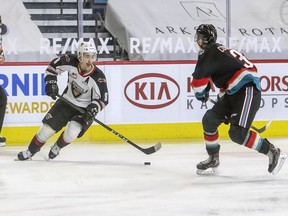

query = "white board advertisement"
[1, 61, 288, 126]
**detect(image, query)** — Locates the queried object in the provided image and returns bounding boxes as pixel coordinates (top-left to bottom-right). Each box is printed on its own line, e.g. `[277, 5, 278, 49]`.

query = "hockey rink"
[1, 139, 288, 216]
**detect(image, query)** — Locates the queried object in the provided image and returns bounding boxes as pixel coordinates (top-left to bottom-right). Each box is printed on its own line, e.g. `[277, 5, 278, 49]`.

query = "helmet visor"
[194, 31, 206, 43]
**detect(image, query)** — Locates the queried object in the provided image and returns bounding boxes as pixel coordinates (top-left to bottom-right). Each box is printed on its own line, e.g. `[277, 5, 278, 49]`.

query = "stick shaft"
[56, 94, 161, 154]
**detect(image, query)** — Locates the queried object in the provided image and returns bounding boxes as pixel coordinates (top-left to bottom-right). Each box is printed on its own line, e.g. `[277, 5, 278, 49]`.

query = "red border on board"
[1, 59, 288, 66]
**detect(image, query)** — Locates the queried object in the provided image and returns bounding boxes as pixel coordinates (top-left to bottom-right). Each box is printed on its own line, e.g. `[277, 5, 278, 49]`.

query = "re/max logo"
[0, 73, 46, 96]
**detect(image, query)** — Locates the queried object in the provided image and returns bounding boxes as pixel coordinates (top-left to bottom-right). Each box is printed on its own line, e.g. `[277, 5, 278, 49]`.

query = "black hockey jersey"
[45, 54, 109, 111]
[192, 43, 260, 98]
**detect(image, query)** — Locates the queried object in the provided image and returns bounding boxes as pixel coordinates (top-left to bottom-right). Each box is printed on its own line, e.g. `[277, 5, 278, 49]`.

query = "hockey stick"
[207, 98, 271, 133]
[56, 94, 162, 155]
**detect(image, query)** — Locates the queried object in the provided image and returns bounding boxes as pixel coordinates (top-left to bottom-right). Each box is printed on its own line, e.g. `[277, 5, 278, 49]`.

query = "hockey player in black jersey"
[17, 41, 109, 160]
[192, 24, 286, 175]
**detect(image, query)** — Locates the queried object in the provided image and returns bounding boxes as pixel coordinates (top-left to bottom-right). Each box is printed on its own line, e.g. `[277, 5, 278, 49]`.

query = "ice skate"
[17, 150, 34, 161]
[196, 154, 220, 175]
[0, 136, 6, 147]
[267, 144, 287, 175]
[48, 143, 61, 159]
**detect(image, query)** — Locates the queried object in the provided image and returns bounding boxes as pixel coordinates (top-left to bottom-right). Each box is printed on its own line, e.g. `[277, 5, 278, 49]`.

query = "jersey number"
[230, 50, 254, 68]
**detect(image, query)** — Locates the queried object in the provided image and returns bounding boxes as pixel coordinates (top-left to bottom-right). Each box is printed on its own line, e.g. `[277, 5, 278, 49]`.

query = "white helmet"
[77, 41, 97, 61]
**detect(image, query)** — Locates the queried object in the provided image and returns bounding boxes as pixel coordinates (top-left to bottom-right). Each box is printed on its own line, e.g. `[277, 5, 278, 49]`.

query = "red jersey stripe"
[192, 77, 210, 88]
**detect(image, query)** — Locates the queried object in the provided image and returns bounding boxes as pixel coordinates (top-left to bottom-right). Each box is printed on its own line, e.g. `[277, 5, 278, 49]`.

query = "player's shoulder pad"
[90, 66, 107, 83]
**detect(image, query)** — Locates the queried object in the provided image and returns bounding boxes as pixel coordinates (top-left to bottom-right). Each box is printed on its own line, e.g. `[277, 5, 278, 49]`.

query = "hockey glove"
[45, 75, 59, 100]
[195, 82, 210, 103]
[86, 103, 99, 118]
[196, 92, 209, 103]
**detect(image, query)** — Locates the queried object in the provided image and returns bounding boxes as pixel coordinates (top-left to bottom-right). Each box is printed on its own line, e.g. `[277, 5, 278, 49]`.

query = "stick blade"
[265, 120, 272, 129]
[142, 142, 162, 155]
[251, 120, 272, 133]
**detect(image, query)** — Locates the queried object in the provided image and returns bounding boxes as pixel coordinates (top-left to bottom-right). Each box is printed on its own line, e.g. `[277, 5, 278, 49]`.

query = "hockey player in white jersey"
[17, 41, 109, 160]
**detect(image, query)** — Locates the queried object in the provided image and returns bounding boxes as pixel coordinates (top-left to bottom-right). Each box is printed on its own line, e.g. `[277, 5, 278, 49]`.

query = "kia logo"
[124, 73, 180, 109]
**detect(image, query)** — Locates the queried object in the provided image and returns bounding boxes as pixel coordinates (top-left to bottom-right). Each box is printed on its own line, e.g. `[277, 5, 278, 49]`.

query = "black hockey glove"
[196, 92, 209, 103]
[45, 75, 59, 100]
[195, 82, 210, 103]
[86, 103, 99, 118]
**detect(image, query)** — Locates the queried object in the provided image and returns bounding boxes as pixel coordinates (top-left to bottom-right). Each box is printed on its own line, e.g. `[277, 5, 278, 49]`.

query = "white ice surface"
[1, 139, 288, 216]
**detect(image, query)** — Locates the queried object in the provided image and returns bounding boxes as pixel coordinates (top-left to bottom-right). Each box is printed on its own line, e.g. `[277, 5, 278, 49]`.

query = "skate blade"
[14, 157, 32, 161]
[196, 167, 219, 176]
[272, 154, 287, 176]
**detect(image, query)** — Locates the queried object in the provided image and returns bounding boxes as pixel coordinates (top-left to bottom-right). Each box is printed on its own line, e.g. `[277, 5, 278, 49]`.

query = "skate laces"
[51, 144, 60, 154]
[18, 150, 33, 160]
[200, 156, 213, 165]
[24, 150, 32, 158]
[197, 155, 219, 169]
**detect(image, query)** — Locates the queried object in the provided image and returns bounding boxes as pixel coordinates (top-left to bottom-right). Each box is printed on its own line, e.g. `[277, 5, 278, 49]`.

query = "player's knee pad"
[37, 124, 56, 142]
[63, 121, 82, 143]
[228, 124, 249, 144]
[202, 110, 221, 132]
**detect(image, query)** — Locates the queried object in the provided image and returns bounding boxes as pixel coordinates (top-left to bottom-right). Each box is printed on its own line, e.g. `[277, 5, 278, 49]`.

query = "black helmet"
[195, 24, 217, 45]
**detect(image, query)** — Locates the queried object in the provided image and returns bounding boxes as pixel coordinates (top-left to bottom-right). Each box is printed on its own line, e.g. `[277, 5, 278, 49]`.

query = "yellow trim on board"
[2, 121, 287, 146]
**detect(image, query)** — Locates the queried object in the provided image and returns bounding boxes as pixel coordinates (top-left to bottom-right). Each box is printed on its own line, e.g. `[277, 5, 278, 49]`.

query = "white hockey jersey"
[45, 54, 109, 111]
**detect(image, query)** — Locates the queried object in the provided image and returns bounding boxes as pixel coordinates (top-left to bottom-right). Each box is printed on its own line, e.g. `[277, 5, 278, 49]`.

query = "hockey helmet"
[77, 41, 97, 61]
[195, 24, 217, 45]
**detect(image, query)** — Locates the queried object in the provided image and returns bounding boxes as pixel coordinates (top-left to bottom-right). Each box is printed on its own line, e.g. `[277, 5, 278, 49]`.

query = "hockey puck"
[144, 162, 151, 165]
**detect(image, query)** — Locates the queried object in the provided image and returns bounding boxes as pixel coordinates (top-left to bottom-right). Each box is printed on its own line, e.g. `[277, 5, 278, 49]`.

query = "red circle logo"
[124, 73, 180, 109]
